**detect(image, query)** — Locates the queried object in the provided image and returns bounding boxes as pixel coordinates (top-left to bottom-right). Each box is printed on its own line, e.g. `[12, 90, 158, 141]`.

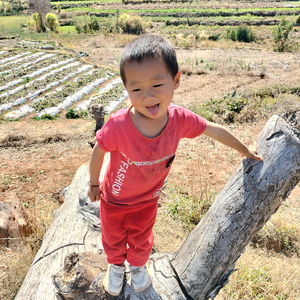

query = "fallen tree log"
[15, 113, 300, 300]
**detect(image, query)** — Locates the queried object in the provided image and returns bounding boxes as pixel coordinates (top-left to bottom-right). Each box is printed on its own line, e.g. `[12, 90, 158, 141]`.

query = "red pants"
[100, 197, 158, 267]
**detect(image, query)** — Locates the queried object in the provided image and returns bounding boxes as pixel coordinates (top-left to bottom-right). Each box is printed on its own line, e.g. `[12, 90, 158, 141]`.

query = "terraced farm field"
[0, 41, 127, 121]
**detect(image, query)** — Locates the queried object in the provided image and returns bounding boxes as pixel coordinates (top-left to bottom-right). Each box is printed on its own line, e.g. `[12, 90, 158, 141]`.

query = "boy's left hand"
[242, 141, 263, 161]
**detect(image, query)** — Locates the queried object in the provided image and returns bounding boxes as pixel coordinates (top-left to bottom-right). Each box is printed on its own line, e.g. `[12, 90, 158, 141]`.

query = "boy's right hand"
[87, 185, 102, 202]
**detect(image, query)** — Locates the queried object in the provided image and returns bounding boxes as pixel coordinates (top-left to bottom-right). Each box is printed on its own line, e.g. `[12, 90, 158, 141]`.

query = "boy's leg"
[125, 200, 158, 292]
[125, 200, 158, 266]
[101, 199, 128, 296]
[100, 199, 127, 265]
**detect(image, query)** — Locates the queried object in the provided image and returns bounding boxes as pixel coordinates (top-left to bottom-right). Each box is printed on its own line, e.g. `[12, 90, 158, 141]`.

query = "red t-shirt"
[96, 104, 207, 205]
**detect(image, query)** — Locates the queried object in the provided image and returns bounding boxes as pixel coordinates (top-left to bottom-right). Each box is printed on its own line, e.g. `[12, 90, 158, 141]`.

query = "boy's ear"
[174, 71, 181, 90]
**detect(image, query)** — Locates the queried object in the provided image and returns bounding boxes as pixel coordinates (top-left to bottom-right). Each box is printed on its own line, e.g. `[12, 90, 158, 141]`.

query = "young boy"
[87, 34, 262, 296]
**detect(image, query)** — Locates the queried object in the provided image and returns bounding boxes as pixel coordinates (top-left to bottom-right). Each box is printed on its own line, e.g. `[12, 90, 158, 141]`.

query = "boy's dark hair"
[120, 34, 179, 85]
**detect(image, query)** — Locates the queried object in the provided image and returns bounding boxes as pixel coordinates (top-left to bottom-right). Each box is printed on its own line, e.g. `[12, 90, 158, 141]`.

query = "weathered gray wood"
[15, 156, 108, 300]
[15, 113, 300, 300]
[172, 113, 300, 299]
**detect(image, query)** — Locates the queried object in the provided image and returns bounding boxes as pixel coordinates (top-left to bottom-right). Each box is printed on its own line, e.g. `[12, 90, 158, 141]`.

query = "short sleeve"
[180, 107, 207, 138]
[96, 117, 118, 152]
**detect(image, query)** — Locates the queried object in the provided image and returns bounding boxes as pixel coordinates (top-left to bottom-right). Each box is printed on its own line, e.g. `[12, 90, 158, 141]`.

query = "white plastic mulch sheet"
[36, 107, 61, 118]
[0, 103, 13, 113]
[38, 74, 110, 117]
[75, 77, 126, 113]
[57, 75, 110, 110]
[0, 52, 45, 70]
[0, 51, 6, 55]
[0, 52, 31, 65]
[104, 90, 128, 114]
[30, 65, 93, 106]
[73, 69, 96, 82]
[0, 54, 56, 76]
[5, 105, 35, 119]
[0, 64, 93, 115]
[0, 61, 81, 98]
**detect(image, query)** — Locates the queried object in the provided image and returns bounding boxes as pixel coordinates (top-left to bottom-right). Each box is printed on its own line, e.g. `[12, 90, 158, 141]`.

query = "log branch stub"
[92, 104, 104, 134]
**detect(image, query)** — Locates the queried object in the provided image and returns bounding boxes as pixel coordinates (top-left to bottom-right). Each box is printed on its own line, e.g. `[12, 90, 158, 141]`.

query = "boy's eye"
[153, 84, 163, 88]
[132, 88, 141, 92]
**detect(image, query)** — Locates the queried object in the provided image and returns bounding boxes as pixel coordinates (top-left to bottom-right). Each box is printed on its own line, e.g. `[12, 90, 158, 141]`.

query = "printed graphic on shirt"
[111, 152, 174, 197]
[119, 151, 175, 166]
[111, 160, 130, 196]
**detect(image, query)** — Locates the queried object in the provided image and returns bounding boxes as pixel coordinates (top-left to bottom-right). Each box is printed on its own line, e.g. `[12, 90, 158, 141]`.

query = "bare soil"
[1, 39, 300, 249]
[1, 35, 300, 299]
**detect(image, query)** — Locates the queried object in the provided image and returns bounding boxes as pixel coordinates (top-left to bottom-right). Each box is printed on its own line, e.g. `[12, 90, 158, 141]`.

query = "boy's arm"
[87, 142, 106, 202]
[203, 121, 263, 161]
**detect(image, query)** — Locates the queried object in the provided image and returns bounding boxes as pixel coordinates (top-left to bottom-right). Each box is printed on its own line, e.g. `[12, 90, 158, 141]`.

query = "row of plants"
[89, 82, 125, 110]
[31, 68, 109, 112]
[63, 6, 300, 15]
[0, 54, 57, 80]
[0, 49, 25, 60]
[0, 52, 46, 72]
[0, 63, 82, 104]
[0, 54, 72, 85]
[0, 57, 75, 91]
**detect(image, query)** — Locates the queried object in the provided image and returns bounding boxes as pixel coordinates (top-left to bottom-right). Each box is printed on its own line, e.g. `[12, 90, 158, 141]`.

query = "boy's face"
[124, 57, 180, 121]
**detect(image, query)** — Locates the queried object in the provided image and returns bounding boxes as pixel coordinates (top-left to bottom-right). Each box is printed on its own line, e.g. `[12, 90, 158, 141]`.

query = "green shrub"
[116, 13, 144, 35]
[190, 93, 247, 124]
[34, 114, 59, 121]
[74, 15, 99, 34]
[226, 28, 236, 41]
[4, 2, 12, 14]
[227, 27, 255, 43]
[66, 108, 80, 119]
[45, 13, 59, 33]
[28, 13, 46, 33]
[208, 33, 221, 41]
[273, 18, 294, 52]
[236, 26, 255, 43]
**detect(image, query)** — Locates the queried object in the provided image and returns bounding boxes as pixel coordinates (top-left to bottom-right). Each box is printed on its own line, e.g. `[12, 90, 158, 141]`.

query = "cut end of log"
[53, 252, 125, 300]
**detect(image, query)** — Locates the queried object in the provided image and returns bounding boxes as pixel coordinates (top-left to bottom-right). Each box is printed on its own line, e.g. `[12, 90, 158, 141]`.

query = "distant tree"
[56, 2, 61, 14]
[45, 13, 59, 33]
[273, 18, 294, 52]
[28, 0, 50, 32]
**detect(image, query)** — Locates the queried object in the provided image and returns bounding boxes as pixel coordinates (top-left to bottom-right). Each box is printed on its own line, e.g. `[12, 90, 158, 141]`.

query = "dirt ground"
[1, 36, 300, 299]
[1, 37, 300, 246]
[1, 39, 300, 250]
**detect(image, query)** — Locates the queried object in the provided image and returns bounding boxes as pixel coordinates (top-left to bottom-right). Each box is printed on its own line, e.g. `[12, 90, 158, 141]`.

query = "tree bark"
[15, 113, 300, 300]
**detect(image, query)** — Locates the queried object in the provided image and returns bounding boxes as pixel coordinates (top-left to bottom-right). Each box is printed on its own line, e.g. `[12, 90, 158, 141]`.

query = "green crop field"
[0, 16, 29, 36]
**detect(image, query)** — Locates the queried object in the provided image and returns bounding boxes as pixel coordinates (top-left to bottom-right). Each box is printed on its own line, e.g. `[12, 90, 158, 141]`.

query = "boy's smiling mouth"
[146, 103, 160, 116]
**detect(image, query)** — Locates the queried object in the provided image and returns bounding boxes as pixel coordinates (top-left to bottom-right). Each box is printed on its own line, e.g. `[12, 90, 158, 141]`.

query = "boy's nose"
[143, 88, 155, 101]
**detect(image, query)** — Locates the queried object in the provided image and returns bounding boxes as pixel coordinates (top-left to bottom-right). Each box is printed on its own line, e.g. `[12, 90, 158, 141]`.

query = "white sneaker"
[129, 264, 152, 293]
[103, 264, 126, 296]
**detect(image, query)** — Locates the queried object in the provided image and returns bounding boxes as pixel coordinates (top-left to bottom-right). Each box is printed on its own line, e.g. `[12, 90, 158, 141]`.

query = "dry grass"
[0, 199, 59, 300]
[217, 245, 300, 299]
